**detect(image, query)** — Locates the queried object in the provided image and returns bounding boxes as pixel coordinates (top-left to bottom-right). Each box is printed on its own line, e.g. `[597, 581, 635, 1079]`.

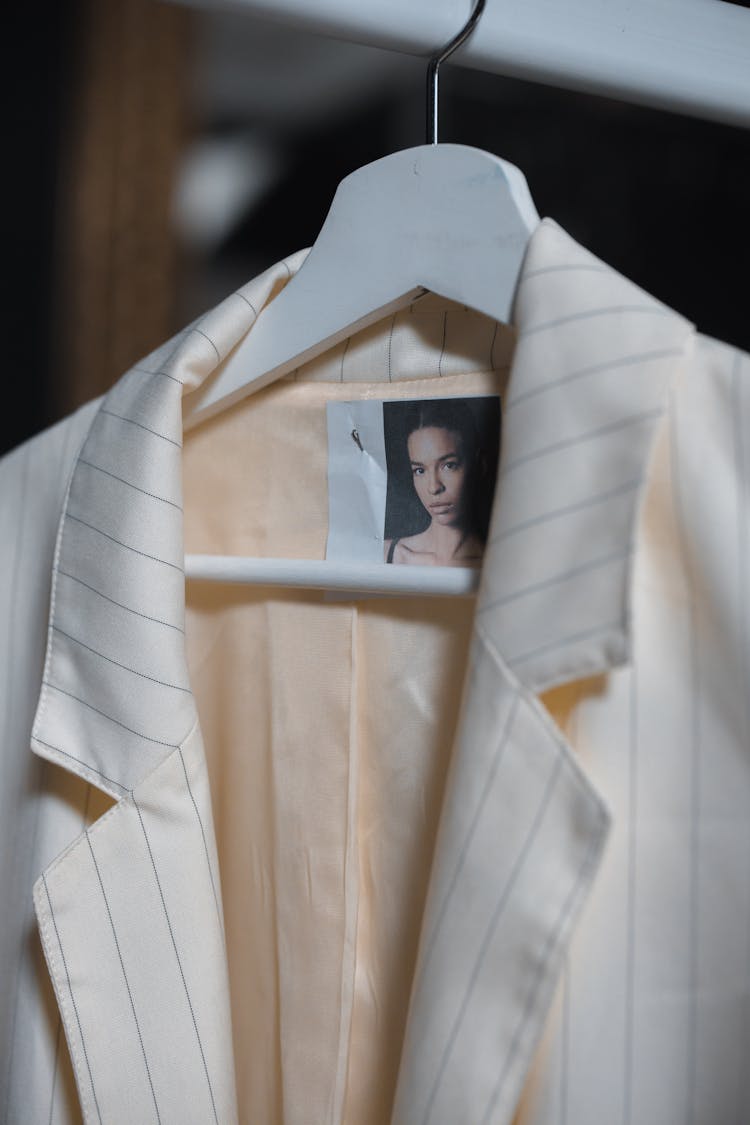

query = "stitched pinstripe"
[418, 693, 521, 980]
[667, 383, 701, 1125]
[43, 875, 103, 1125]
[480, 547, 632, 615]
[500, 410, 663, 477]
[489, 478, 641, 546]
[479, 828, 606, 1125]
[57, 569, 184, 633]
[43, 682, 179, 749]
[47, 787, 94, 1125]
[178, 749, 224, 936]
[234, 290, 258, 318]
[4, 421, 87, 1122]
[133, 798, 220, 1124]
[132, 367, 185, 386]
[51, 625, 190, 693]
[99, 408, 182, 447]
[489, 322, 498, 370]
[623, 662, 638, 1125]
[190, 326, 221, 361]
[560, 683, 584, 1125]
[34, 738, 130, 794]
[560, 957, 571, 1125]
[86, 833, 161, 1123]
[340, 335, 350, 382]
[65, 513, 184, 572]
[421, 748, 565, 1123]
[509, 619, 623, 666]
[77, 459, 182, 511]
[505, 348, 683, 411]
[520, 304, 673, 339]
[518, 263, 609, 283]
[480, 635, 616, 818]
[438, 312, 447, 376]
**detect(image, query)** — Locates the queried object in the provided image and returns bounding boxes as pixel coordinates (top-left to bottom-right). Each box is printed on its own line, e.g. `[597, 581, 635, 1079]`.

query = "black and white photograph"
[382, 396, 500, 568]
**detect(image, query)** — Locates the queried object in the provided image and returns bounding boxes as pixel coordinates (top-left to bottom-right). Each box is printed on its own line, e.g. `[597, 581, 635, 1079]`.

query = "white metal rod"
[184, 555, 480, 596]
[171, 0, 750, 127]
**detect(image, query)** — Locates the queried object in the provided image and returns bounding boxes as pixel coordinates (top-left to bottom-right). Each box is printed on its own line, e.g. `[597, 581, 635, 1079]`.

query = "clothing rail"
[171, 0, 750, 127]
[184, 556, 480, 596]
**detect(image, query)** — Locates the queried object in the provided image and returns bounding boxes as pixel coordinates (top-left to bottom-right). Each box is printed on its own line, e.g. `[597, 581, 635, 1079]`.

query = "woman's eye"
[442, 461, 459, 472]
[412, 467, 424, 476]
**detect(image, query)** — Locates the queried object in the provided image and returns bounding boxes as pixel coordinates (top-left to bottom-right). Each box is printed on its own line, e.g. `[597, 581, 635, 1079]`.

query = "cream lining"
[183, 349, 506, 1123]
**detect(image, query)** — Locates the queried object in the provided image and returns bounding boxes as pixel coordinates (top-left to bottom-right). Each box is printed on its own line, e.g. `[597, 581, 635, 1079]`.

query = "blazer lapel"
[28, 254, 309, 1124]
[34, 724, 236, 1124]
[392, 220, 695, 1124]
[390, 628, 609, 1125]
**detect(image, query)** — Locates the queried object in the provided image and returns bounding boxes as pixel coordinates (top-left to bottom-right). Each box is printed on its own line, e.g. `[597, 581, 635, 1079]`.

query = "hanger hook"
[427, 0, 487, 145]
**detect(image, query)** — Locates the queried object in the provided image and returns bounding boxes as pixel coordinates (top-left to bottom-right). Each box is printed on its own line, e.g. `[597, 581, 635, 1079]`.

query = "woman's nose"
[428, 473, 444, 494]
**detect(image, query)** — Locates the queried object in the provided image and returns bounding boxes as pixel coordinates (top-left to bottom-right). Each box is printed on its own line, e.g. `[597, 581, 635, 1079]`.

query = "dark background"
[5, 1, 749, 457]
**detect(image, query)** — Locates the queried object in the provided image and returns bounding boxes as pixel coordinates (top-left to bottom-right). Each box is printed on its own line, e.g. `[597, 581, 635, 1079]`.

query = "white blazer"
[1, 218, 749, 1125]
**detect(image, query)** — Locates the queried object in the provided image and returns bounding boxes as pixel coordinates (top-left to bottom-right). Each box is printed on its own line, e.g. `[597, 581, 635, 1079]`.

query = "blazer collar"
[478, 219, 694, 691]
[31, 218, 694, 798]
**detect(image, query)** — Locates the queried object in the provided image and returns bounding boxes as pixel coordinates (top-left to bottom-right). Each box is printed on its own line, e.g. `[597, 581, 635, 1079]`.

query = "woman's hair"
[402, 399, 479, 465]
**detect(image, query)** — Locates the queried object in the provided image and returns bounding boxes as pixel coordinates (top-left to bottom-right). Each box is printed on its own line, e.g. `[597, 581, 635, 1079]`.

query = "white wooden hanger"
[184, 0, 541, 597]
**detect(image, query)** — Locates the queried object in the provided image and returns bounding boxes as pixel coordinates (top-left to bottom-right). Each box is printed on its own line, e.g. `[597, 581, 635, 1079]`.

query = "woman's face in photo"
[407, 425, 467, 525]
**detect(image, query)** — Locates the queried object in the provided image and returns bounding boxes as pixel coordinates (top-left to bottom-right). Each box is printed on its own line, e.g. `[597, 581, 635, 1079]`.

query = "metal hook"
[427, 0, 487, 145]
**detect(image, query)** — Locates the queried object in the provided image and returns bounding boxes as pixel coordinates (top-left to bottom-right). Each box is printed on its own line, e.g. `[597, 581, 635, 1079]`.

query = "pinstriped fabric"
[20, 224, 658, 1125]
[308, 293, 505, 385]
[392, 628, 609, 1125]
[6, 217, 747, 1125]
[655, 340, 750, 1125]
[45, 784, 93, 1125]
[478, 222, 693, 694]
[33, 724, 235, 1125]
[14, 254, 314, 1125]
[667, 371, 702, 1125]
[622, 659, 638, 1125]
[511, 339, 750, 1125]
[0, 403, 102, 1125]
[30, 251, 311, 800]
[40, 874, 103, 1125]
[29, 221, 695, 808]
[31, 366, 192, 796]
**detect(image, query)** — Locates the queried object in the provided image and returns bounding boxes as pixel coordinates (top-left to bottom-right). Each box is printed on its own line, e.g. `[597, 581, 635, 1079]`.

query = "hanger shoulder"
[184, 144, 539, 429]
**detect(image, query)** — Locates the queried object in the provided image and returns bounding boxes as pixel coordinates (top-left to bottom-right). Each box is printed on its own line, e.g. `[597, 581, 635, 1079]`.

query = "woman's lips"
[430, 502, 453, 512]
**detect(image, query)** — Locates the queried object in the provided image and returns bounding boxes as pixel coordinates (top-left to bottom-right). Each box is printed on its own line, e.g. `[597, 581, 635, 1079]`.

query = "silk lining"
[183, 361, 507, 1121]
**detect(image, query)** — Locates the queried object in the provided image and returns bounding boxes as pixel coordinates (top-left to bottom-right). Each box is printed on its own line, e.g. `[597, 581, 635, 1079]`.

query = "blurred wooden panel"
[55, 0, 192, 413]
